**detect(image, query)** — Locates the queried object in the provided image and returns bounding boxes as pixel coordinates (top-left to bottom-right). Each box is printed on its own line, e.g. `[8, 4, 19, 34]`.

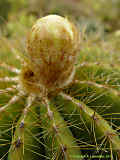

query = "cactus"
[0, 14, 120, 160]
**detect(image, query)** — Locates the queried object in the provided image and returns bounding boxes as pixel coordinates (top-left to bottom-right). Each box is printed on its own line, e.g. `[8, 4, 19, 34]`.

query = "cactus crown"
[20, 15, 80, 96]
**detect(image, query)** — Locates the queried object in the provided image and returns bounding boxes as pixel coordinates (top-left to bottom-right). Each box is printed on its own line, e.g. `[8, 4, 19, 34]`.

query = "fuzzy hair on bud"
[21, 15, 80, 95]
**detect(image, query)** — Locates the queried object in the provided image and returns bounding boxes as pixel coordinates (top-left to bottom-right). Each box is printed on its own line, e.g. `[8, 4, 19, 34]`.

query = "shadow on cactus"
[0, 15, 120, 160]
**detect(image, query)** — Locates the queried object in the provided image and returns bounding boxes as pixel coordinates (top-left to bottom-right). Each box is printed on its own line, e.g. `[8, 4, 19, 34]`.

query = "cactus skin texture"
[0, 15, 120, 160]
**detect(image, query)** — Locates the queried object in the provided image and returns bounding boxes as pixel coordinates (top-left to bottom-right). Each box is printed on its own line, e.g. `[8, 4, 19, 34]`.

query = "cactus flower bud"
[21, 15, 80, 95]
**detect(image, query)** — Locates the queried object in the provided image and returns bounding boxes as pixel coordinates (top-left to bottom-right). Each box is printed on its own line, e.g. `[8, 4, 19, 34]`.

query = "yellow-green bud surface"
[21, 15, 80, 95]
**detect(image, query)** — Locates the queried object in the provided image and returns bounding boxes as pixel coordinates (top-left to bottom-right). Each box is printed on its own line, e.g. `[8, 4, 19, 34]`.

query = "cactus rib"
[0, 77, 19, 82]
[75, 80, 120, 97]
[59, 92, 120, 158]
[0, 62, 20, 74]
[8, 94, 41, 160]
[40, 97, 82, 160]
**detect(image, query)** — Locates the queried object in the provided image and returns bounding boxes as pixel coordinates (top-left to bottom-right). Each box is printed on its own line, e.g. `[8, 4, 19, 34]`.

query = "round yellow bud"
[22, 15, 80, 95]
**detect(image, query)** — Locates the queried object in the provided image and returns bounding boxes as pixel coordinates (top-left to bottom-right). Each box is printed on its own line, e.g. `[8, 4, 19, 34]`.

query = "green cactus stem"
[57, 92, 120, 157]
[0, 15, 120, 160]
[40, 98, 82, 160]
[8, 94, 45, 160]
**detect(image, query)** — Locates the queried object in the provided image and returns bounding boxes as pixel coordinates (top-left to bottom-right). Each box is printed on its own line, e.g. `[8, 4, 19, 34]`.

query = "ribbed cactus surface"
[0, 15, 120, 160]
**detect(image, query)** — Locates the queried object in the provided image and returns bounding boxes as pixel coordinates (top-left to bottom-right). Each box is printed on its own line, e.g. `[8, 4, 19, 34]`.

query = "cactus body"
[0, 15, 120, 160]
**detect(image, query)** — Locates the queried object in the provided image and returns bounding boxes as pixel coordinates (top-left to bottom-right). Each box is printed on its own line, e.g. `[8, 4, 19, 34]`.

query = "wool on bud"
[20, 15, 80, 95]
